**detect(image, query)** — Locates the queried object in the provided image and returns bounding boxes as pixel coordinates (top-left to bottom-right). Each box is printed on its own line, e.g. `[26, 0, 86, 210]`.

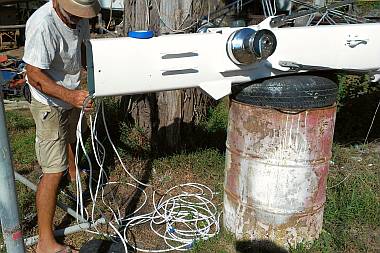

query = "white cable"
[106, 0, 113, 30]
[100, 100, 150, 187]
[261, 0, 268, 17]
[75, 97, 92, 221]
[364, 100, 380, 144]
[122, 183, 220, 252]
[74, 98, 221, 252]
[109, 221, 129, 253]
[89, 102, 109, 224]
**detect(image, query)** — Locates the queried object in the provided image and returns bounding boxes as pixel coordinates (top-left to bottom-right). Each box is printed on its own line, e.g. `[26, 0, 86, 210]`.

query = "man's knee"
[40, 171, 65, 183]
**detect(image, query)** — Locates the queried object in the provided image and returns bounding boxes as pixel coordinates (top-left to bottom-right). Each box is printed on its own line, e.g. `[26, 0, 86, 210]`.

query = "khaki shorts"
[30, 98, 84, 174]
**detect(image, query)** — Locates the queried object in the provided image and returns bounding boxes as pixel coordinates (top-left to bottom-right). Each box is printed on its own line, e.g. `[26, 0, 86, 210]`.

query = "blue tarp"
[1, 70, 17, 82]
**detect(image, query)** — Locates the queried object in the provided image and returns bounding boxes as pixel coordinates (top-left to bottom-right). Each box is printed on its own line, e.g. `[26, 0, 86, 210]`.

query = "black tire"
[231, 75, 338, 109]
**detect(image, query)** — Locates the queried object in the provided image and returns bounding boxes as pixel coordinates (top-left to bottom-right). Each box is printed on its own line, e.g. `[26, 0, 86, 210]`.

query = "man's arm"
[26, 64, 93, 110]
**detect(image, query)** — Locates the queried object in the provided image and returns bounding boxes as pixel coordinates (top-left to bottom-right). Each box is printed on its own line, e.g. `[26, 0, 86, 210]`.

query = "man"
[23, 0, 100, 252]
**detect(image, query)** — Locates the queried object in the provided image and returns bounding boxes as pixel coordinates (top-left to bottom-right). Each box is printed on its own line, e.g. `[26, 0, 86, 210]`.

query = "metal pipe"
[0, 25, 26, 30]
[0, 74, 25, 253]
[14, 172, 87, 223]
[24, 218, 106, 247]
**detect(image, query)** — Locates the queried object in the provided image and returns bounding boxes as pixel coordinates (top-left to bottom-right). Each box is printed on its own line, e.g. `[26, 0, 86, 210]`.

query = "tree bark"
[122, 0, 222, 151]
[121, 0, 156, 140]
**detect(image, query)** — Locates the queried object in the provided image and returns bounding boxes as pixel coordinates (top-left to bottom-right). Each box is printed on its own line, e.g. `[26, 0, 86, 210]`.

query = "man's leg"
[36, 173, 79, 253]
[67, 143, 76, 181]
[30, 100, 78, 253]
[36, 172, 68, 253]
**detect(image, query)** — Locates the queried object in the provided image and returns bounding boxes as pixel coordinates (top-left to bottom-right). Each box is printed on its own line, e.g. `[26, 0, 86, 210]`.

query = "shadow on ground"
[236, 240, 288, 253]
[80, 239, 135, 253]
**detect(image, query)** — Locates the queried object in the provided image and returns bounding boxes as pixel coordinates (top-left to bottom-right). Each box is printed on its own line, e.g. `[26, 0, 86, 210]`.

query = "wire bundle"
[74, 97, 221, 252]
[122, 183, 220, 252]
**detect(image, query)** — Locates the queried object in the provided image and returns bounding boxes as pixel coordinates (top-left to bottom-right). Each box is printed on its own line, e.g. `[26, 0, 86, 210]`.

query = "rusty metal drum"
[224, 75, 338, 248]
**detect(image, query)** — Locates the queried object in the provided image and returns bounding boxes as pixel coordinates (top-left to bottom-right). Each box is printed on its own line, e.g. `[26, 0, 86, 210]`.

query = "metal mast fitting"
[226, 28, 277, 65]
[0, 73, 25, 253]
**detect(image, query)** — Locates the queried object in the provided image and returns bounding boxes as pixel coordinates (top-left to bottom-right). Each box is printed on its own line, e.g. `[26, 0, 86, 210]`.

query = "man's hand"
[66, 89, 93, 111]
[26, 64, 93, 111]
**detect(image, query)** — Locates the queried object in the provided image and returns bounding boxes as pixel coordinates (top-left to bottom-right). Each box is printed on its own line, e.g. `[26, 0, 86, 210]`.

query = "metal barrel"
[223, 100, 336, 248]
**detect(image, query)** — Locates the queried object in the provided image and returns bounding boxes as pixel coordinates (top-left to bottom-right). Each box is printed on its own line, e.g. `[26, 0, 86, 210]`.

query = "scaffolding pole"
[0, 74, 25, 253]
[14, 172, 88, 223]
[24, 218, 106, 247]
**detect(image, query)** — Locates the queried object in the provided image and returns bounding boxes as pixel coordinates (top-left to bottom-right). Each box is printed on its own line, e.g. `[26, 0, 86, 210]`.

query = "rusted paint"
[12, 230, 22, 240]
[3, 225, 22, 239]
[224, 100, 336, 248]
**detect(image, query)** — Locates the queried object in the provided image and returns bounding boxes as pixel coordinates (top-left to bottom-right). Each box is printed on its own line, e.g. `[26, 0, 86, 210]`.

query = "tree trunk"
[122, 0, 222, 151]
[121, 0, 156, 140]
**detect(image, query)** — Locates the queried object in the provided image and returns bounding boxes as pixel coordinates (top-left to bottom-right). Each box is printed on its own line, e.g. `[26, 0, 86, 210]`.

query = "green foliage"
[322, 145, 379, 252]
[5, 110, 34, 131]
[10, 129, 36, 164]
[4, 110, 36, 164]
[355, 0, 380, 13]
[191, 229, 235, 253]
[201, 98, 229, 134]
[334, 74, 380, 142]
[291, 144, 379, 252]
[153, 148, 225, 175]
[15, 182, 36, 220]
[152, 148, 225, 191]
[325, 168, 379, 226]
[102, 97, 121, 120]
[119, 122, 151, 155]
[290, 231, 335, 253]
[336, 74, 379, 107]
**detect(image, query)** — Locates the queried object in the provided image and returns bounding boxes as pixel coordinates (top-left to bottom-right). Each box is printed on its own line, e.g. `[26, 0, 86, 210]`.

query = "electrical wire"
[106, 0, 113, 30]
[74, 96, 221, 252]
[364, 99, 380, 145]
[122, 183, 220, 252]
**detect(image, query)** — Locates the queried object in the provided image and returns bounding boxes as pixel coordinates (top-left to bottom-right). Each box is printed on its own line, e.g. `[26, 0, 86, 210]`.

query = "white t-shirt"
[23, 1, 90, 109]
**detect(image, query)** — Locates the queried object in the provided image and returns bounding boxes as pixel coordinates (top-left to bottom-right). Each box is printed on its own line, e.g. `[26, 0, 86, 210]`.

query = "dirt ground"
[21, 155, 223, 253]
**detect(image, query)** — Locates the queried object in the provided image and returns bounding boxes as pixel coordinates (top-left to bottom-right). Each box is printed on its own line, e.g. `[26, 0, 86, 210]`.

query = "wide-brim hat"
[57, 0, 101, 19]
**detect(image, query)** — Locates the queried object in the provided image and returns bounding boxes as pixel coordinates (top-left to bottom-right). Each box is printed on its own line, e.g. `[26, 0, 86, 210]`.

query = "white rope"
[74, 97, 221, 252]
[122, 183, 220, 252]
[106, 0, 113, 30]
[364, 99, 380, 145]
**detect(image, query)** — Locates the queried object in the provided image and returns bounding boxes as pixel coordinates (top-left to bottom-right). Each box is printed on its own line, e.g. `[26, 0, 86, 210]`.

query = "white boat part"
[86, 19, 380, 99]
